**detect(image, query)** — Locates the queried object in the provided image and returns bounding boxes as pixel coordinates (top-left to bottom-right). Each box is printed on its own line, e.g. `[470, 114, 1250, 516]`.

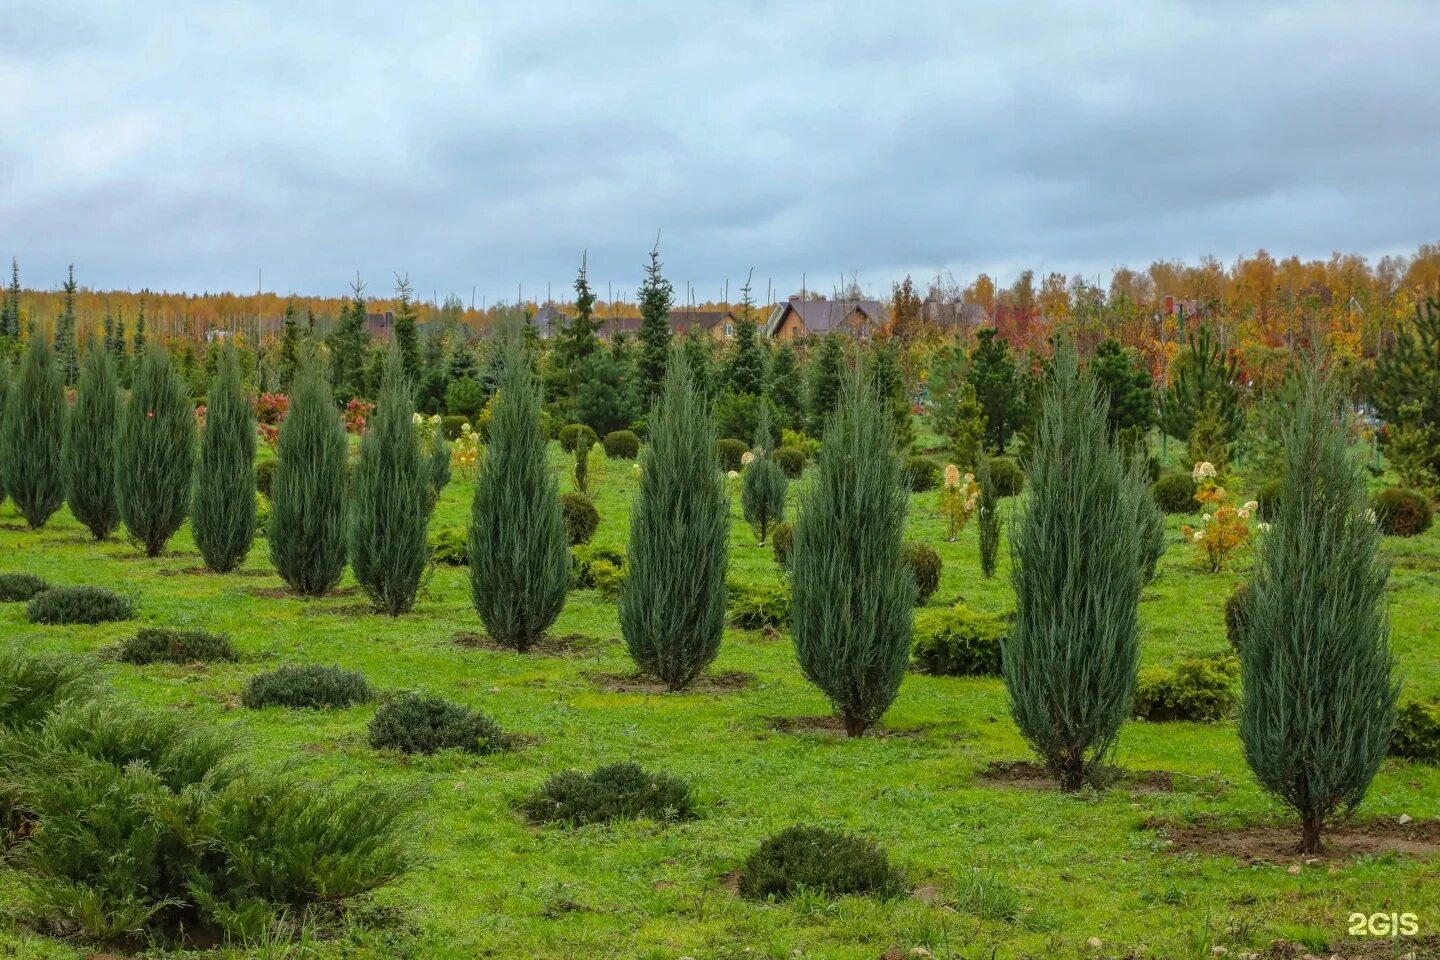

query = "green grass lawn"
[1, 439, 1437, 960]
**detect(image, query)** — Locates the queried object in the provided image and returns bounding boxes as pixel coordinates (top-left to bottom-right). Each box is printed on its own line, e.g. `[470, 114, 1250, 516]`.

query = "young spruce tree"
[1, 339, 67, 528]
[741, 401, 787, 545]
[1005, 340, 1144, 790]
[469, 336, 570, 650]
[63, 346, 121, 540]
[269, 353, 349, 595]
[1239, 366, 1398, 854]
[191, 345, 257, 572]
[619, 353, 729, 690]
[350, 348, 431, 614]
[791, 368, 914, 736]
[116, 347, 195, 556]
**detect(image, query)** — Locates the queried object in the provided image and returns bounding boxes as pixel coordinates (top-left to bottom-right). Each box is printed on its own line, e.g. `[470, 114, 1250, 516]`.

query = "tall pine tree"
[1, 258, 21, 341]
[191, 345, 257, 572]
[806, 334, 845, 436]
[116, 348, 195, 556]
[63, 346, 121, 540]
[55, 265, 79, 386]
[392, 274, 422, 386]
[636, 239, 674, 408]
[0, 338, 65, 528]
[969, 327, 1025, 453]
[1158, 325, 1240, 444]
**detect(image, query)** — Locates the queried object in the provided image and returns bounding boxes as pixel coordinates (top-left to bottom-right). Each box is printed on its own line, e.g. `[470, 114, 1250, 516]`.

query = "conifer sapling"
[741, 401, 787, 545]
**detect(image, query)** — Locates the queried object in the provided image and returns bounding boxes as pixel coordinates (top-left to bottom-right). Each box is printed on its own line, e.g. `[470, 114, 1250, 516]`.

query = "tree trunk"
[842, 709, 868, 738]
[1300, 811, 1323, 854]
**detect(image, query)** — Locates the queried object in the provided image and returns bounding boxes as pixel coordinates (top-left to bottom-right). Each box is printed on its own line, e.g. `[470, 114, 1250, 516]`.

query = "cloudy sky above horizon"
[2, 0, 1437, 305]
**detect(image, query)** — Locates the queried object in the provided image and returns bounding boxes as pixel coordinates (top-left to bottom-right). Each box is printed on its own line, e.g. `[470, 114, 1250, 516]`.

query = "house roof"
[764, 298, 884, 337]
[668, 309, 736, 333]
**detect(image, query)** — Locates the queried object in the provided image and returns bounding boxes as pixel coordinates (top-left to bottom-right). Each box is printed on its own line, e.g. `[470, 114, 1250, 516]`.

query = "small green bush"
[602, 429, 640, 459]
[772, 446, 806, 478]
[26, 586, 134, 625]
[430, 527, 469, 565]
[903, 455, 941, 492]
[571, 545, 625, 590]
[986, 456, 1025, 497]
[1372, 487, 1434, 537]
[716, 438, 748, 472]
[1255, 478, 1284, 522]
[1153, 471, 1197, 514]
[560, 491, 600, 545]
[912, 606, 1008, 676]
[241, 664, 372, 710]
[729, 581, 791, 630]
[441, 414, 468, 440]
[558, 423, 599, 453]
[1224, 582, 1251, 650]
[0, 573, 49, 602]
[368, 692, 510, 755]
[518, 762, 695, 826]
[902, 542, 942, 605]
[1390, 699, 1440, 764]
[771, 522, 794, 571]
[1133, 655, 1238, 722]
[118, 628, 238, 665]
[0, 649, 98, 731]
[738, 825, 905, 901]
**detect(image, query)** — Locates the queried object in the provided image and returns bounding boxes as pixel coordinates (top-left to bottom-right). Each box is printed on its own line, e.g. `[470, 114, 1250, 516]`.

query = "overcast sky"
[2, 0, 1437, 305]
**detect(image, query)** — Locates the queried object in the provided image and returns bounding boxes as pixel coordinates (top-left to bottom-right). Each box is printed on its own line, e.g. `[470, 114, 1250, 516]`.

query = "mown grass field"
[2, 430, 1438, 960]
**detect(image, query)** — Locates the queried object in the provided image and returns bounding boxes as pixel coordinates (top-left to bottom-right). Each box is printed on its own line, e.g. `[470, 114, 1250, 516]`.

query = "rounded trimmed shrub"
[1132, 655, 1238, 722]
[1224, 582, 1251, 650]
[1255, 478, 1284, 522]
[441, 415, 468, 440]
[518, 762, 695, 826]
[902, 542, 942, 606]
[1372, 487, 1433, 537]
[987, 456, 1025, 497]
[771, 522, 794, 571]
[602, 430, 640, 460]
[1390, 699, 1440, 764]
[1153, 470, 1197, 514]
[118, 627, 238, 665]
[903, 455, 941, 493]
[241, 664, 372, 710]
[0, 573, 50, 603]
[26, 586, 134, 625]
[911, 605, 1008, 676]
[255, 458, 277, 497]
[716, 438, 748, 472]
[429, 527, 469, 566]
[560, 492, 600, 546]
[738, 826, 905, 901]
[557, 423, 598, 453]
[772, 445, 806, 479]
[368, 692, 510, 755]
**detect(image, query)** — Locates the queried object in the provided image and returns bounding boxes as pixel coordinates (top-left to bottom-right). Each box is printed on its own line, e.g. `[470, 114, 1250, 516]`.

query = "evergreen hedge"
[62, 347, 120, 540]
[0, 338, 65, 528]
[192, 346, 257, 572]
[116, 348, 194, 556]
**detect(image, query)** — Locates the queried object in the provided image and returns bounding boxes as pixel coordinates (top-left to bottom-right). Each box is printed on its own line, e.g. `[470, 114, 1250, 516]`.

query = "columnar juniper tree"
[1239, 367, 1398, 854]
[428, 427, 451, 503]
[269, 353, 349, 595]
[976, 454, 1000, 578]
[469, 336, 570, 651]
[1, 339, 66, 528]
[350, 348, 430, 615]
[741, 402, 787, 546]
[63, 346, 121, 540]
[791, 369, 914, 737]
[619, 354, 729, 690]
[191, 346, 256, 572]
[116, 347, 195, 556]
[1005, 340, 1144, 790]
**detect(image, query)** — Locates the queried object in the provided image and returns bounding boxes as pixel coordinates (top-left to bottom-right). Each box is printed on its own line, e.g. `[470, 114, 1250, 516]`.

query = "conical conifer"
[1, 339, 67, 528]
[977, 454, 1000, 578]
[192, 345, 257, 572]
[63, 346, 120, 539]
[116, 347, 195, 556]
[741, 401, 786, 545]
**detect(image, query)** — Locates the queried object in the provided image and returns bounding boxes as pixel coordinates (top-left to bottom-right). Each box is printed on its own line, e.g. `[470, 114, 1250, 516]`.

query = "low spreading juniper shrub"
[1153, 470, 1197, 514]
[1390, 700, 1440, 764]
[716, 438, 748, 472]
[728, 581, 791, 630]
[368, 692, 510, 755]
[241, 664, 372, 710]
[560, 492, 600, 545]
[0, 573, 49, 602]
[772, 446, 806, 478]
[429, 527, 469, 566]
[1372, 487, 1434, 537]
[911, 605, 1008, 677]
[25, 586, 134, 625]
[118, 627, 238, 665]
[0, 650, 98, 731]
[1225, 583, 1252, 650]
[902, 455, 940, 492]
[986, 456, 1025, 497]
[738, 825, 905, 901]
[602, 429, 640, 459]
[518, 762, 695, 827]
[1132, 654, 1238, 722]
[902, 542, 943, 605]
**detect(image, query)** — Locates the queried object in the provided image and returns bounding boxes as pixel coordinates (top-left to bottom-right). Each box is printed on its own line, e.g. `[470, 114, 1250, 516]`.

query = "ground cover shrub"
[772, 445, 806, 478]
[1371, 487, 1433, 537]
[557, 423, 598, 453]
[0, 650, 98, 731]
[729, 580, 790, 630]
[903, 455, 940, 492]
[1225, 583, 1251, 650]
[241, 664, 372, 710]
[368, 692, 510, 755]
[911, 605, 1008, 677]
[430, 527, 469, 565]
[1153, 470, 1197, 513]
[571, 544, 624, 591]
[987, 456, 1024, 497]
[603, 429, 640, 459]
[0, 573, 49, 602]
[117, 627, 238, 665]
[517, 762, 694, 826]
[737, 826, 905, 901]
[716, 437, 748, 472]
[902, 541, 942, 605]
[1133, 655, 1238, 722]
[560, 492, 599, 545]
[26, 586, 134, 625]
[1390, 700, 1440, 764]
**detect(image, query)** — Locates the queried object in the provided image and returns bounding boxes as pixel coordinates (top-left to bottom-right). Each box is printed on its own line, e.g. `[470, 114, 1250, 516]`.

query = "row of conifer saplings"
[0, 333, 1426, 855]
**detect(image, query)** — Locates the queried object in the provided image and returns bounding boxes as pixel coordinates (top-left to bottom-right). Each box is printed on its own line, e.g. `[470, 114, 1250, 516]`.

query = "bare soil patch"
[976, 759, 1174, 794]
[587, 670, 754, 694]
[763, 715, 928, 738]
[452, 630, 603, 657]
[1151, 816, 1440, 862]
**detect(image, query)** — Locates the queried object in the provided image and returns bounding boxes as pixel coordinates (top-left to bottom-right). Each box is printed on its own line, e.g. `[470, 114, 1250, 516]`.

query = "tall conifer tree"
[0, 258, 20, 341]
[806, 334, 845, 436]
[392, 275, 422, 386]
[276, 298, 302, 393]
[636, 239, 674, 408]
[116, 348, 195, 556]
[192, 345, 257, 572]
[741, 401, 787, 545]
[63, 346, 121, 540]
[55, 265, 79, 386]
[0, 338, 65, 528]
[327, 277, 371, 402]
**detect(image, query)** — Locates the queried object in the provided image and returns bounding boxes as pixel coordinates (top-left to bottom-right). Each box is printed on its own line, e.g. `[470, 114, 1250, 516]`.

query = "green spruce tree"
[469, 336, 570, 650]
[766, 342, 804, 430]
[55, 265, 79, 386]
[636, 239, 675, 408]
[276, 298, 302, 393]
[0, 338, 66, 528]
[741, 401, 787, 545]
[681, 327, 714, 400]
[620, 352, 729, 689]
[723, 275, 767, 398]
[62, 346, 121, 540]
[791, 368, 914, 736]
[0, 360, 8, 503]
[806, 334, 845, 436]
[554, 254, 602, 417]
[116, 347, 195, 556]
[327, 277, 371, 403]
[868, 337, 914, 451]
[269, 353, 349, 595]
[969, 327, 1026, 453]
[392, 275, 422, 386]
[1090, 338, 1154, 438]
[1240, 366, 1398, 854]
[0, 258, 20, 341]
[1371, 297, 1439, 477]
[1005, 340, 1144, 790]
[191, 345, 257, 572]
